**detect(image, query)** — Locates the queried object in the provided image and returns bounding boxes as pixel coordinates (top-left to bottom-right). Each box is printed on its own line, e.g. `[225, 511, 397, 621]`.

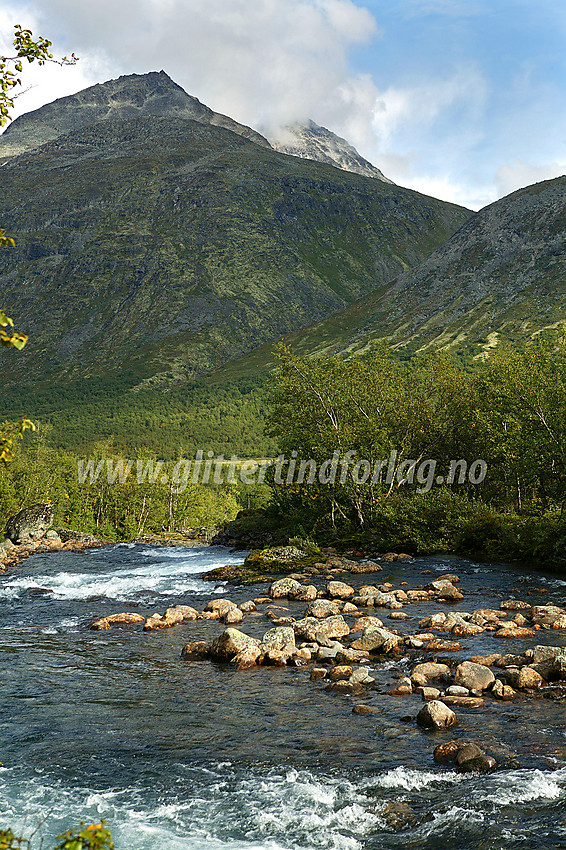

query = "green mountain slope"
[277, 176, 566, 361]
[0, 115, 470, 389]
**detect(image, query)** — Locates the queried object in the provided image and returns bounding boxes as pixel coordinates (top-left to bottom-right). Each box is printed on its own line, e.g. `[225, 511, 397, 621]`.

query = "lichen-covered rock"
[210, 628, 262, 661]
[429, 580, 464, 601]
[417, 700, 457, 729]
[262, 626, 296, 654]
[90, 612, 145, 630]
[5, 503, 54, 545]
[419, 612, 447, 629]
[205, 599, 237, 616]
[327, 580, 355, 599]
[224, 607, 244, 625]
[315, 615, 350, 642]
[269, 577, 303, 599]
[451, 622, 484, 637]
[231, 645, 263, 669]
[144, 605, 198, 631]
[504, 666, 545, 690]
[350, 616, 384, 633]
[454, 661, 495, 692]
[495, 623, 535, 638]
[350, 666, 375, 685]
[335, 646, 371, 664]
[350, 626, 401, 653]
[411, 662, 451, 688]
[492, 679, 516, 700]
[500, 599, 531, 611]
[306, 599, 341, 619]
[295, 584, 318, 602]
[419, 686, 441, 701]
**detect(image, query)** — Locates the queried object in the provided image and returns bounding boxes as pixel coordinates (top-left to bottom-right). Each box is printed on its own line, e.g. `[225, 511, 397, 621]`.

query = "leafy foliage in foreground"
[0, 822, 112, 850]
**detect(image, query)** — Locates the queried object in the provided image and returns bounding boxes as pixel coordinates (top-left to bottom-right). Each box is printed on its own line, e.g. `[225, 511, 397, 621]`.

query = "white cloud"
[2, 0, 378, 134]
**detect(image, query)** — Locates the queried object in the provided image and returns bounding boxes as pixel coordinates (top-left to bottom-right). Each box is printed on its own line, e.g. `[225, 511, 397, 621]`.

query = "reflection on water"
[0, 544, 565, 849]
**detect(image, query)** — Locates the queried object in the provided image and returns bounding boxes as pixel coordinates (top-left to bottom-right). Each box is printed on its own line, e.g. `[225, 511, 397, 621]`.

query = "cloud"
[2, 0, 379, 134]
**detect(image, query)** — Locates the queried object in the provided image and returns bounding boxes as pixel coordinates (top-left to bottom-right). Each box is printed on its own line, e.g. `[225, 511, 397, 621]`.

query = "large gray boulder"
[4, 503, 54, 545]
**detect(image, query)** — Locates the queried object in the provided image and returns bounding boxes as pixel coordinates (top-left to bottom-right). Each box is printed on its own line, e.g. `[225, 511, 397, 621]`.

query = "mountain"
[0, 76, 470, 389]
[269, 120, 393, 183]
[0, 71, 270, 159]
[0, 72, 391, 184]
[275, 175, 566, 361]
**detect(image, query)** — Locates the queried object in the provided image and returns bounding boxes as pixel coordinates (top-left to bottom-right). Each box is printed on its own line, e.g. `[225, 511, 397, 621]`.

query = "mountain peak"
[269, 120, 393, 183]
[0, 71, 270, 158]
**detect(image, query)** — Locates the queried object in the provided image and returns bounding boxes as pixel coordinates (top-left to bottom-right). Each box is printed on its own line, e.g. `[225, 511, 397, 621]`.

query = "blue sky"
[1, 0, 566, 209]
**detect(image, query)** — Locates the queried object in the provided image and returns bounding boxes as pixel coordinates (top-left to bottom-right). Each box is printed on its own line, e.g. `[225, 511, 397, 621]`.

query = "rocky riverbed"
[1, 541, 566, 848]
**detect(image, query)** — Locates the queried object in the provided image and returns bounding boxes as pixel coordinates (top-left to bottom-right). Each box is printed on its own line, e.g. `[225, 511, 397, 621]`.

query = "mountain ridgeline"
[0, 72, 471, 390]
[279, 175, 566, 361]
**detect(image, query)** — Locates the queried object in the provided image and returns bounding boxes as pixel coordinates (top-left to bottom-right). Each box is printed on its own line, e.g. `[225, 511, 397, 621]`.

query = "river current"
[0, 543, 565, 849]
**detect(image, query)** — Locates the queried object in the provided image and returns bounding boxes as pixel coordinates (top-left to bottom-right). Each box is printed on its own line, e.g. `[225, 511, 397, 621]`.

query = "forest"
[2, 331, 566, 565]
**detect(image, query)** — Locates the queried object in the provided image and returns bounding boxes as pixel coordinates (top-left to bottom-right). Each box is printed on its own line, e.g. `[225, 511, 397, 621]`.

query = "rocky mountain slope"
[269, 120, 393, 183]
[0, 100, 470, 387]
[0, 71, 270, 159]
[276, 175, 566, 361]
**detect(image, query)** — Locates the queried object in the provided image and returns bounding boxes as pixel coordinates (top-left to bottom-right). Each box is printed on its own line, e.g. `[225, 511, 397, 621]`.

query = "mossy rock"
[243, 545, 321, 574]
[202, 563, 275, 585]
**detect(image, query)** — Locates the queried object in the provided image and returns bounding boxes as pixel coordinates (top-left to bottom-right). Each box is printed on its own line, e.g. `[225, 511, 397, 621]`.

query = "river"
[0, 543, 565, 849]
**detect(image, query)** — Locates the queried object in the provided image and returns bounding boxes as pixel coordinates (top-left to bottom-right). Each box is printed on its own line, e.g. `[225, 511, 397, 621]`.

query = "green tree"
[1, 25, 77, 461]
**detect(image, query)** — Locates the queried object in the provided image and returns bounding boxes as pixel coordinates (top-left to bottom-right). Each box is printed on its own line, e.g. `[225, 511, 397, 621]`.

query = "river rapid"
[0, 543, 565, 849]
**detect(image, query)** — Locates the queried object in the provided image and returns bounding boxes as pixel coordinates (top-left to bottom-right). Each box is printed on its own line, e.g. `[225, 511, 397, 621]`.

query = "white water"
[0, 545, 246, 602]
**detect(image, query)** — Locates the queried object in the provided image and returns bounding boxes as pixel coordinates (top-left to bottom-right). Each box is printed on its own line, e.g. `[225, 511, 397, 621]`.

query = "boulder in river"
[295, 584, 318, 602]
[327, 580, 355, 599]
[269, 577, 303, 599]
[205, 599, 237, 616]
[90, 612, 146, 630]
[210, 628, 262, 662]
[306, 599, 341, 619]
[261, 626, 296, 665]
[410, 662, 451, 688]
[492, 679, 516, 700]
[454, 661, 495, 692]
[224, 608, 244, 625]
[504, 666, 545, 690]
[350, 626, 401, 653]
[5, 503, 54, 545]
[144, 605, 198, 631]
[181, 640, 211, 660]
[416, 700, 457, 730]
